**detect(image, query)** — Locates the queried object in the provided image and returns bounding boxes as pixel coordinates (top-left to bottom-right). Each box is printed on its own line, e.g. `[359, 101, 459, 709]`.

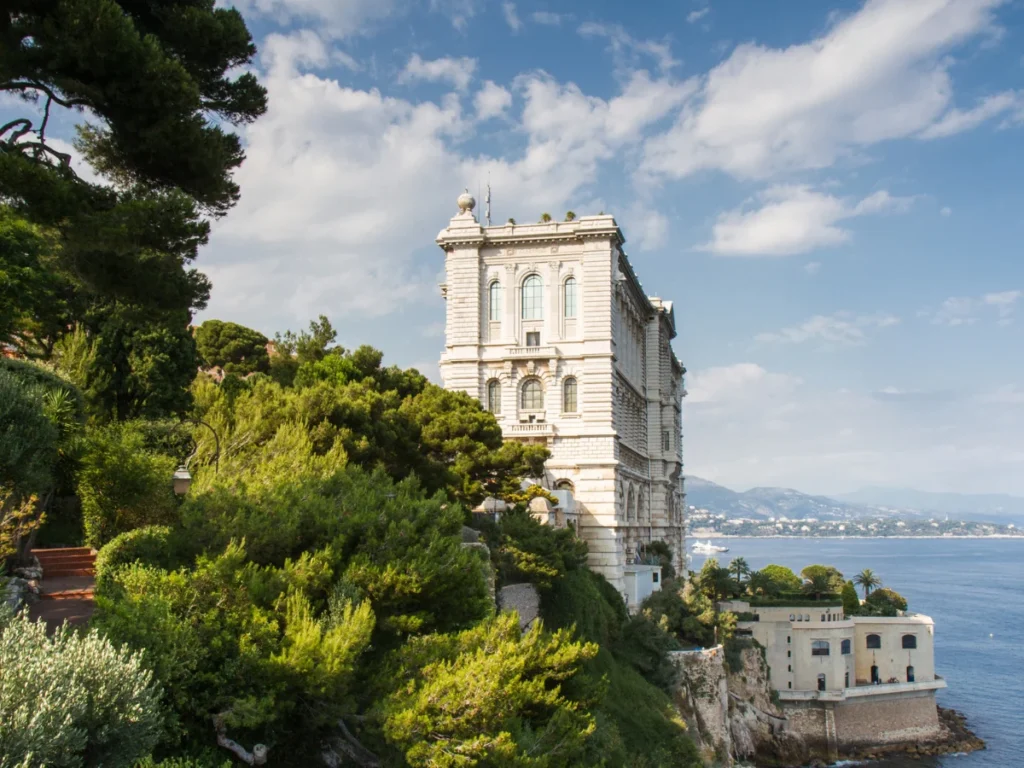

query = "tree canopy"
[194, 319, 269, 375]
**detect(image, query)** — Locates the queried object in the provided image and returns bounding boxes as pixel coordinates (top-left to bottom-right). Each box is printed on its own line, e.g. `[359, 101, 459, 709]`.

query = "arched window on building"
[486, 380, 501, 414]
[555, 479, 574, 491]
[521, 378, 543, 410]
[522, 275, 543, 319]
[563, 377, 577, 413]
[866, 634, 882, 649]
[811, 640, 830, 657]
[563, 277, 578, 318]
[637, 488, 646, 523]
[817, 674, 826, 692]
[906, 666, 915, 683]
[626, 486, 635, 522]
[902, 634, 917, 649]
[841, 639, 851, 655]
[488, 280, 502, 322]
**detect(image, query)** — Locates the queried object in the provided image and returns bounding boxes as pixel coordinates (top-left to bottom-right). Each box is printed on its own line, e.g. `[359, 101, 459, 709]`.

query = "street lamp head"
[172, 465, 192, 496]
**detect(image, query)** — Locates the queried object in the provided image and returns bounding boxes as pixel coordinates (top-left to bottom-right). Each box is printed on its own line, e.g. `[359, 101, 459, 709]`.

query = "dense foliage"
[77, 421, 178, 547]
[0, 606, 164, 767]
[194, 320, 269, 375]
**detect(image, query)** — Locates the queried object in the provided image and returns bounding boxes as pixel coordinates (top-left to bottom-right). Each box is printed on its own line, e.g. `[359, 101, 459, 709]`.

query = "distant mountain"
[836, 487, 1024, 525]
[685, 477, 878, 521]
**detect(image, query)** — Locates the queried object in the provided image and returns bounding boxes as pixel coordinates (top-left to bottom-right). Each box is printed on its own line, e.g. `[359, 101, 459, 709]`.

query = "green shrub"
[0, 606, 164, 767]
[0, 368, 60, 493]
[77, 421, 178, 547]
[863, 587, 908, 616]
[95, 525, 181, 586]
[841, 580, 861, 615]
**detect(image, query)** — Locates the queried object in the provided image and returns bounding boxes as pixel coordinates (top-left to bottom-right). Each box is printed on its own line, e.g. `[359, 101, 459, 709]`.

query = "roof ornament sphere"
[457, 188, 476, 214]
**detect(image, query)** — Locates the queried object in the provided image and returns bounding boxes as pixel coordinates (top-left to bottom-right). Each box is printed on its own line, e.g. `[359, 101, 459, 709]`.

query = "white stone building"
[437, 192, 686, 591]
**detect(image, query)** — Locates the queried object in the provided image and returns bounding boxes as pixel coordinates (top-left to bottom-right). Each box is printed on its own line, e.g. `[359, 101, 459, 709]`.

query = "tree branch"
[0, 118, 32, 139]
[9, 141, 72, 167]
[213, 713, 269, 766]
[321, 719, 381, 768]
[0, 80, 91, 109]
[40, 94, 53, 143]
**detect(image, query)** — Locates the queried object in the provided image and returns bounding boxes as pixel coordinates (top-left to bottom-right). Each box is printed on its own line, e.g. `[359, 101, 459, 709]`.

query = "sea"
[689, 537, 1024, 767]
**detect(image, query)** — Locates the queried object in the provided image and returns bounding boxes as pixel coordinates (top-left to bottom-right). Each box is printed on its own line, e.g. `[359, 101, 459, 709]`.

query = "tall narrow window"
[521, 378, 543, 410]
[488, 281, 502, 321]
[817, 674, 826, 692]
[841, 639, 851, 655]
[487, 380, 501, 414]
[563, 377, 577, 413]
[563, 277, 578, 318]
[522, 275, 543, 319]
[663, 430, 671, 451]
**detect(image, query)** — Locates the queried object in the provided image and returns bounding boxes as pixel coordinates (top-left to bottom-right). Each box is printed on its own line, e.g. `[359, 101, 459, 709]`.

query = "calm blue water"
[690, 537, 1024, 767]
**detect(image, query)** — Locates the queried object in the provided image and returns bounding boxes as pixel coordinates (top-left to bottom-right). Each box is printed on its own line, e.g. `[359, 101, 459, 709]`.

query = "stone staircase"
[28, 548, 97, 631]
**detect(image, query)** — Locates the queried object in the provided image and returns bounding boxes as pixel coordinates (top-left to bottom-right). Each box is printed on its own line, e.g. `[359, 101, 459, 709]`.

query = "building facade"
[437, 193, 686, 590]
[721, 599, 947, 755]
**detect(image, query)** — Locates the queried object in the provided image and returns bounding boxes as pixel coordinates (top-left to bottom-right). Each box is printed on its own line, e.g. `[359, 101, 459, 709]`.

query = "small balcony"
[505, 345, 556, 359]
[506, 422, 555, 437]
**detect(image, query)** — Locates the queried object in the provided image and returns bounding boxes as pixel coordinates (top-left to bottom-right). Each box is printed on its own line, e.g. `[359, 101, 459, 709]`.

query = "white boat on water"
[691, 539, 729, 554]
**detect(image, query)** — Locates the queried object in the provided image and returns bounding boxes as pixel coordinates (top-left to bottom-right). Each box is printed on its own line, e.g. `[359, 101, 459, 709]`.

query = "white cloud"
[804, 261, 822, 275]
[927, 290, 1021, 326]
[686, 366, 1024, 495]
[502, 2, 522, 32]
[627, 206, 669, 251]
[917, 90, 1022, 138]
[532, 11, 567, 25]
[700, 185, 912, 256]
[578, 22, 680, 74]
[642, 0, 1008, 180]
[755, 311, 900, 346]
[687, 363, 801, 404]
[197, 32, 688, 333]
[474, 80, 512, 120]
[940, 206, 952, 216]
[985, 289, 1022, 325]
[398, 53, 477, 91]
[687, 8, 710, 24]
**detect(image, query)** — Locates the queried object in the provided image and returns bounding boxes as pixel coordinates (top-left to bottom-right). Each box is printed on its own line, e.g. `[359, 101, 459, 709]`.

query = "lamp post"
[172, 418, 221, 496]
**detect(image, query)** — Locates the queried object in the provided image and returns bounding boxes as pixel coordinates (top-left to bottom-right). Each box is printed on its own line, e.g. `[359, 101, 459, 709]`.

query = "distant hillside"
[836, 487, 1024, 525]
[684, 476, 878, 521]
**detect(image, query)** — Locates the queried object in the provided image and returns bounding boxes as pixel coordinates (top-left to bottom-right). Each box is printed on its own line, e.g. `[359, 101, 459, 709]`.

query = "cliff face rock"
[671, 645, 810, 767]
[725, 646, 809, 766]
[670, 647, 731, 765]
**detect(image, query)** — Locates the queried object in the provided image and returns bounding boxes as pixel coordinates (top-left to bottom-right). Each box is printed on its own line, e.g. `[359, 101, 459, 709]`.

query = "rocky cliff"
[672, 644, 811, 766]
[671, 642, 983, 767]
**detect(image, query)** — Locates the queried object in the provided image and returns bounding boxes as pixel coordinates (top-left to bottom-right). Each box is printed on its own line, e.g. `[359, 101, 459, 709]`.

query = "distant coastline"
[688, 532, 1024, 540]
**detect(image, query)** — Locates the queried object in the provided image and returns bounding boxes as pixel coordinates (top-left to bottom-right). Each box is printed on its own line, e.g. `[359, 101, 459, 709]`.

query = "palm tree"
[729, 557, 750, 586]
[565, 211, 577, 221]
[854, 569, 882, 598]
[802, 573, 832, 601]
[539, 212, 552, 222]
[747, 570, 770, 596]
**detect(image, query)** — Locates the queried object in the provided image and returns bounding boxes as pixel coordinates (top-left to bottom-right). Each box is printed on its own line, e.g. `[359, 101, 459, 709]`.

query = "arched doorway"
[906, 666, 915, 683]
[871, 665, 880, 684]
[817, 674, 826, 692]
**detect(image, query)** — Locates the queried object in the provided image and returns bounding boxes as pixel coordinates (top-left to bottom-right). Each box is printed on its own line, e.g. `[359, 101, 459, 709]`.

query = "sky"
[21, 0, 1024, 496]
